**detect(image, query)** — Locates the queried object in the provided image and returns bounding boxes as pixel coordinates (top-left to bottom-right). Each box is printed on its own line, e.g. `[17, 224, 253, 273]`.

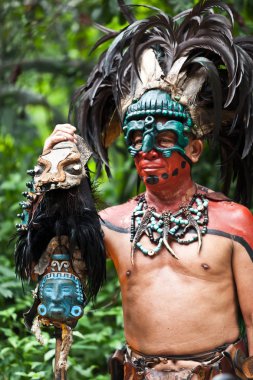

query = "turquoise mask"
[123, 90, 193, 158]
[37, 254, 85, 326]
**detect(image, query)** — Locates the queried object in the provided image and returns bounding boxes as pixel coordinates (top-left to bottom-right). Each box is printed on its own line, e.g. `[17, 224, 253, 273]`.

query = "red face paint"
[134, 150, 191, 192]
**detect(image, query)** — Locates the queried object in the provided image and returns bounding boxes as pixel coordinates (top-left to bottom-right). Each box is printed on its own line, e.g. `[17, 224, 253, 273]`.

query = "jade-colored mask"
[37, 254, 85, 326]
[123, 90, 193, 158]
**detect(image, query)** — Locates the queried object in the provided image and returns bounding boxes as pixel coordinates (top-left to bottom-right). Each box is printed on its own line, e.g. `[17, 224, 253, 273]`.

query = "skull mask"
[34, 136, 92, 192]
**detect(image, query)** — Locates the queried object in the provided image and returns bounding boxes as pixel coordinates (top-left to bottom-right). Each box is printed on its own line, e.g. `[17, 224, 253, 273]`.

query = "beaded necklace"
[130, 193, 209, 264]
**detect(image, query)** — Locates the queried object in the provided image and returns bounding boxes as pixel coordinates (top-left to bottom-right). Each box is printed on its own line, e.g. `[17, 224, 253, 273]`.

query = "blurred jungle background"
[1, 0, 253, 379]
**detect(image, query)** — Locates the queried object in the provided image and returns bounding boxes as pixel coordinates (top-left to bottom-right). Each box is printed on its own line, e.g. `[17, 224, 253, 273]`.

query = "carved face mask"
[34, 137, 91, 192]
[34, 237, 86, 327]
[37, 253, 86, 325]
[38, 275, 85, 323]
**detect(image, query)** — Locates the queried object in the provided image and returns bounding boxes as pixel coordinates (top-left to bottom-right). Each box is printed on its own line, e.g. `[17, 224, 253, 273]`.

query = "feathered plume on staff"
[14, 136, 106, 379]
[70, 0, 253, 206]
[15, 137, 106, 302]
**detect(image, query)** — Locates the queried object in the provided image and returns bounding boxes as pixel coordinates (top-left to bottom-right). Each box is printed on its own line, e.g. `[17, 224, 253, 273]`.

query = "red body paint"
[207, 199, 253, 250]
[134, 150, 190, 191]
[133, 149, 253, 252]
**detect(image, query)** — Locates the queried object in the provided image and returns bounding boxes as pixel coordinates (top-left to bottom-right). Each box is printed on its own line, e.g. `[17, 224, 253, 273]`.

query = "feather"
[185, 57, 222, 138]
[14, 178, 106, 302]
[93, 22, 116, 35]
[117, 0, 136, 24]
[89, 31, 118, 55]
[175, 37, 236, 106]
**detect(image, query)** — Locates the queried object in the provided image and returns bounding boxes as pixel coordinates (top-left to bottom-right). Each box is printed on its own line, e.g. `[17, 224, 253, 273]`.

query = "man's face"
[132, 129, 192, 188]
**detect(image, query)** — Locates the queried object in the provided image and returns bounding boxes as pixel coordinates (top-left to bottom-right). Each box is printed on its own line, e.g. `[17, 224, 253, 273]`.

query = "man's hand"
[43, 124, 77, 153]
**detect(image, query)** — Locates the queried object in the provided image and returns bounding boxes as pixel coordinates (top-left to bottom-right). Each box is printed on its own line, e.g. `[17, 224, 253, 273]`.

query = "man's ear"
[185, 139, 203, 163]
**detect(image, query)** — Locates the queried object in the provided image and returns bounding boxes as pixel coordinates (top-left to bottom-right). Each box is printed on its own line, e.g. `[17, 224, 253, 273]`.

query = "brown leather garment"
[109, 339, 251, 380]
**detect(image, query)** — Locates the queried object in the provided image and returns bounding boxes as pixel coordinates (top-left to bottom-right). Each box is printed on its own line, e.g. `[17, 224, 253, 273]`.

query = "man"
[20, 1, 253, 379]
[43, 99, 253, 380]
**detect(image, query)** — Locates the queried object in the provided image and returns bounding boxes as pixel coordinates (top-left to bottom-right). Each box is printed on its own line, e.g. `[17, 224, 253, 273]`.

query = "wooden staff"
[54, 327, 67, 380]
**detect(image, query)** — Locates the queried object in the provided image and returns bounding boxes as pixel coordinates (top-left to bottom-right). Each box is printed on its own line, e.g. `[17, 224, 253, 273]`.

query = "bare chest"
[104, 228, 234, 285]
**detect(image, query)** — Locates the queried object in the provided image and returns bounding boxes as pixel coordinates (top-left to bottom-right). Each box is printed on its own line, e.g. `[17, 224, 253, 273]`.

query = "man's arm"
[232, 208, 253, 355]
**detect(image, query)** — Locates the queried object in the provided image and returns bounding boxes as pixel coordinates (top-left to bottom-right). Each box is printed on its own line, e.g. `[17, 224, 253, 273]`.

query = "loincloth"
[109, 339, 251, 380]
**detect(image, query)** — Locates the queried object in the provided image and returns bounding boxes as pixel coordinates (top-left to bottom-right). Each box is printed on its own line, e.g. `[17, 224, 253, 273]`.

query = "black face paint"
[161, 173, 169, 179]
[146, 175, 159, 185]
[181, 161, 186, 169]
[172, 168, 179, 176]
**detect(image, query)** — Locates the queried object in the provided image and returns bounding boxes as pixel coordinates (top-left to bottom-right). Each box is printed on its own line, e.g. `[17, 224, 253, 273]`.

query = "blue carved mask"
[123, 90, 193, 158]
[37, 254, 86, 325]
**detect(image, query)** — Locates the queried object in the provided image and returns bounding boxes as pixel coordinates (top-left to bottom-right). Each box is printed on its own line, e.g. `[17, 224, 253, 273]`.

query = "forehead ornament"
[123, 90, 193, 158]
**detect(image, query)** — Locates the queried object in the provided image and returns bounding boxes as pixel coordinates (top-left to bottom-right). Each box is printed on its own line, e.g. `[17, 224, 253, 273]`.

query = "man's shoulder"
[99, 196, 137, 231]
[209, 197, 253, 223]
[208, 198, 253, 257]
[197, 185, 253, 225]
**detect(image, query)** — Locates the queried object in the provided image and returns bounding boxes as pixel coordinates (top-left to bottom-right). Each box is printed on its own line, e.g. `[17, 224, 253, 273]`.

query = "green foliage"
[1, 0, 253, 379]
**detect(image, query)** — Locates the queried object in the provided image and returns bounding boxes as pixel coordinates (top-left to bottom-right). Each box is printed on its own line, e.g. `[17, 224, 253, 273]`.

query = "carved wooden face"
[34, 141, 86, 192]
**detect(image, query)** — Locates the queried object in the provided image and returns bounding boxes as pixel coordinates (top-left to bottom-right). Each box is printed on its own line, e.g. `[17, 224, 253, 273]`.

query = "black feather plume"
[15, 178, 106, 302]
[70, 0, 253, 205]
[117, 0, 136, 24]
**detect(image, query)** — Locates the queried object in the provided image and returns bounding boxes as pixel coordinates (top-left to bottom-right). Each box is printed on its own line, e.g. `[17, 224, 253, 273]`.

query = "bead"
[27, 169, 35, 176]
[26, 182, 33, 189]
[131, 193, 209, 258]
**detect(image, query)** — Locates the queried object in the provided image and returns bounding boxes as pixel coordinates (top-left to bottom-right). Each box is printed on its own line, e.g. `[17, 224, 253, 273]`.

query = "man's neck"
[144, 179, 197, 213]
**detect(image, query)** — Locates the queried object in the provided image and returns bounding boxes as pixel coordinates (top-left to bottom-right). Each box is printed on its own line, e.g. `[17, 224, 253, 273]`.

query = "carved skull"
[34, 137, 91, 192]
